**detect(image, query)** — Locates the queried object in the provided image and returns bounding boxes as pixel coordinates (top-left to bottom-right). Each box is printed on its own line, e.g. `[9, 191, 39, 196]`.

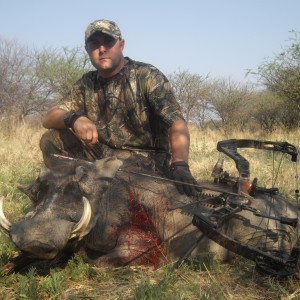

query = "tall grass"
[1, 119, 300, 299]
[0, 118, 44, 223]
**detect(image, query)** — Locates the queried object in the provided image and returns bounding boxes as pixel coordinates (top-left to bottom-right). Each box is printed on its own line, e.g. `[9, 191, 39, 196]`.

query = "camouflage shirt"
[58, 58, 184, 168]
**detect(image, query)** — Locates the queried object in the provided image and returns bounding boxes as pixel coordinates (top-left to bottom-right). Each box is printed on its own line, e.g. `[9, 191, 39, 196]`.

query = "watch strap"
[63, 111, 86, 129]
[63, 111, 72, 128]
[69, 111, 86, 130]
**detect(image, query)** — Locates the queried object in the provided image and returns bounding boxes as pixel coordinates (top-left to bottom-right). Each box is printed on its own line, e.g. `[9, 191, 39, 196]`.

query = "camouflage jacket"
[58, 58, 184, 170]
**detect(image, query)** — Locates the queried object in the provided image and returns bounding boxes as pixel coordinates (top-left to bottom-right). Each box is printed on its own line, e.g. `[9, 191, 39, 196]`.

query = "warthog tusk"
[70, 196, 92, 240]
[0, 196, 12, 234]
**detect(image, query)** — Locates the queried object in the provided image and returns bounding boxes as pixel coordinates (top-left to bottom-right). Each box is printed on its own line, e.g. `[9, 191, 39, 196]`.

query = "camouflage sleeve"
[145, 67, 185, 126]
[56, 75, 89, 112]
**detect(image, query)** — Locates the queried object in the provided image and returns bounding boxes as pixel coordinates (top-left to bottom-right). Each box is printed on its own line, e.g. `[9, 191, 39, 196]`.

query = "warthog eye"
[70, 212, 81, 223]
[64, 182, 82, 195]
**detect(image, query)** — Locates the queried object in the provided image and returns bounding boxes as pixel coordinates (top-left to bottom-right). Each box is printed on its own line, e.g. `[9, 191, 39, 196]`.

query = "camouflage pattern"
[40, 129, 97, 167]
[54, 58, 185, 172]
[85, 19, 122, 42]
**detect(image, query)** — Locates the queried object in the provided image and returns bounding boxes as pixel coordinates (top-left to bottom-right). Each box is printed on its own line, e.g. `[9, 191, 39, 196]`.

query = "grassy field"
[1, 119, 300, 299]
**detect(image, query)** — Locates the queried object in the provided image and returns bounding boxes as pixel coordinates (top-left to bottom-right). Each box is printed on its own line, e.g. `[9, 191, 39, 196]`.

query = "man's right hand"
[41, 107, 99, 145]
[72, 116, 98, 144]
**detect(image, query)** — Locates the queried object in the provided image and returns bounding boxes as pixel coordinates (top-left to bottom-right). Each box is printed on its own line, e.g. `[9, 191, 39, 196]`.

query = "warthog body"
[2, 154, 299, 270]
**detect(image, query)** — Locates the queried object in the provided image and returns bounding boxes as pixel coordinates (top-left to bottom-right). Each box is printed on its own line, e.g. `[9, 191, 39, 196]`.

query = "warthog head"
[0, 157, 122, 260]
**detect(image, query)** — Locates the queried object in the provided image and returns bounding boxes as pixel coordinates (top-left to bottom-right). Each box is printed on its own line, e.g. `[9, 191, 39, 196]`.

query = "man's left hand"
[169, 161, 201, 196]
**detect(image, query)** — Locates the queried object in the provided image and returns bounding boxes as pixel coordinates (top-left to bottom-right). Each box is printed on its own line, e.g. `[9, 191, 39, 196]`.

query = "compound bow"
[175, 139, 300, 277]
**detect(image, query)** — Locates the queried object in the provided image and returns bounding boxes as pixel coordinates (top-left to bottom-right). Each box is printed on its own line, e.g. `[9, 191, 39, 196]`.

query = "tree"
[0, 38, 91, 119]
[0, 38, 40, 117]
[206, 78, 254, 132]
[250, 91, 282, 132]
[35, 46, 91, 100]
[255, 31, 300, 106]
[168, 69, 210, 125]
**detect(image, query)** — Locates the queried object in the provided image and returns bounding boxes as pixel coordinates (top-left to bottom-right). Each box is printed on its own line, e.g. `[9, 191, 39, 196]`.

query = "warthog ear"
[18, 183, 37, 202]
[75, 165, 88, 182]
[95, 157, 123, 178]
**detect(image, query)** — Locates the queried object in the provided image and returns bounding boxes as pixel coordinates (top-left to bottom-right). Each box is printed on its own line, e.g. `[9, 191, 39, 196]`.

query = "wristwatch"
[63, 111, 86, 129]
[63, 111, 72, 128]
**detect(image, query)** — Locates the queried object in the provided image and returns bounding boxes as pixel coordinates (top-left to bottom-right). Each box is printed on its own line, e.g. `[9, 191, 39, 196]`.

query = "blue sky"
[1, 0, 299, 83]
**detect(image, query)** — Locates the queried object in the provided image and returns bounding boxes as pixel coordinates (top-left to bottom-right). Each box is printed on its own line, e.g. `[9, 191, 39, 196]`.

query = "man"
[40, 19, 200, 196]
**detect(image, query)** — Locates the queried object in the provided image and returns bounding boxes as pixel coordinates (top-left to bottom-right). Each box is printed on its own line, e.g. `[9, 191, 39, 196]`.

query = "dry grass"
[1, 120, 300, 299]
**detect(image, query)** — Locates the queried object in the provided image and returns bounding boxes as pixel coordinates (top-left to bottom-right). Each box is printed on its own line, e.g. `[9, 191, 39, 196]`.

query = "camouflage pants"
[39, 129, 97, 167]
[40, 129, 170, 173]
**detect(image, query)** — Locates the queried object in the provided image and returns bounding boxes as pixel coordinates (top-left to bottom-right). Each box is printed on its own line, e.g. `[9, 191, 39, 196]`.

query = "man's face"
[85, 32, 125, 77]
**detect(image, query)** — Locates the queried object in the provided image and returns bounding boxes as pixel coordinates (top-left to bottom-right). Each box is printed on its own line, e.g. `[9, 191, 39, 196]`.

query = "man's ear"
[119, 39, 125, 50]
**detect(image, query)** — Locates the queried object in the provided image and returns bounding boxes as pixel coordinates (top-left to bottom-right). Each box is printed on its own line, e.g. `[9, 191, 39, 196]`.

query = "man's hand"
[169, 161, 201, 196]
[72, 116, 98, 144]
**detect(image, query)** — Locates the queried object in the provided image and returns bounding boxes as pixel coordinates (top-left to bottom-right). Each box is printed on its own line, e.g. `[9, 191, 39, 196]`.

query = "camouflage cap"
[85, 19, 122, 42]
